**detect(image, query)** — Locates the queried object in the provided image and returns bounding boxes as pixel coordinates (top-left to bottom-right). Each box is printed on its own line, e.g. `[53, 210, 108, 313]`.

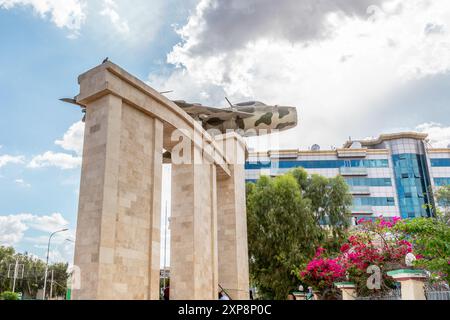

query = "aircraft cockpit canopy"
[235, 101, 266, 107]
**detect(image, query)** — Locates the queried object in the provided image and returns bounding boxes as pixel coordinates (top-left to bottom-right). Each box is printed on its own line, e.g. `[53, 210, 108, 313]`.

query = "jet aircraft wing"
[173, 100, 253, 120]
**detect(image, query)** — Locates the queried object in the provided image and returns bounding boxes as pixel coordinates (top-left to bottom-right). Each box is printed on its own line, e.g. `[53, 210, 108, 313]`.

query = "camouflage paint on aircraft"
[173, 100, 298, 137]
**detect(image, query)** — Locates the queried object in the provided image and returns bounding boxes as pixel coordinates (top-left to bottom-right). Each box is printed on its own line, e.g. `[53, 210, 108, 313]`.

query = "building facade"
[245, 132, 450, 220]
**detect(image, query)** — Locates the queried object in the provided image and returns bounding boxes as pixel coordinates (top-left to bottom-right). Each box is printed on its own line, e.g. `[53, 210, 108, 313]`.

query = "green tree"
[47, 263, 70, 298]
[0, 246, 69, 299]
[436, 185, 450, 225]
[394, 217, 450, 283]
[0, 246, 16, 292]
[247, 168, 352, 300]
[291, 169, 353, 251]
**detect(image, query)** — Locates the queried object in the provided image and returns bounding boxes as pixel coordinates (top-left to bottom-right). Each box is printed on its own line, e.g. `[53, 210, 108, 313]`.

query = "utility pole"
[12, 258, 19, 293]
[49, 269, 54, 300]
[8, 257, 24, 294]
[163, 201, 168, 291]
[43, 228, 68, 300]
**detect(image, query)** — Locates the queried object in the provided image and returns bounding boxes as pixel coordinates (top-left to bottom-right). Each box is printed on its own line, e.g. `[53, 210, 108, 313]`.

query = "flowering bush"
[299, 248, 346, 292]
[299, 216, 414, 296]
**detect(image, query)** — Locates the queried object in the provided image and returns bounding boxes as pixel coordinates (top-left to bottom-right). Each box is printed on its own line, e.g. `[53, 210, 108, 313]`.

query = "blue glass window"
[435, 178, 450, 187]
[353, 197, 396, 206]
[431, 158, 450, 167]
[245, 161, 271, 170]
[275, 159, 389, 169]
[245, 159, 389, 170]
[345, 177, 392, 187]
[392, 154, 433, 218]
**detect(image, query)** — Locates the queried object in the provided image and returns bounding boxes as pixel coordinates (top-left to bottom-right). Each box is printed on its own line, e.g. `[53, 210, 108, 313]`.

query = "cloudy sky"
[1, 0, 450, 264]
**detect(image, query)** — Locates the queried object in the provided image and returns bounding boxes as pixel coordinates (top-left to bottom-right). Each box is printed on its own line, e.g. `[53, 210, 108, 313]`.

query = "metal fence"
[356, 289, 401, 300]
[425, 283, 450, 300]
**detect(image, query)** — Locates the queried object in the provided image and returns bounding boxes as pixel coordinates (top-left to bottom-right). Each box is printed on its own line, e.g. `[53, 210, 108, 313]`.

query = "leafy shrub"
[0, 291, 20, 300]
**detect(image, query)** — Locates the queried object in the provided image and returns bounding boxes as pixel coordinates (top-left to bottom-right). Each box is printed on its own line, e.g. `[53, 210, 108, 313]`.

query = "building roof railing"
[343, 132, 429, 148]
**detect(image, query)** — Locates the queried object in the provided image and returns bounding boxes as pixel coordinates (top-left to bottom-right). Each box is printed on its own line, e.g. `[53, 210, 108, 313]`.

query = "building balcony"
[349, 186, 371, 195]
[337, 149, 367, 158]
[351, 206, 373, 216]
[339, 167, 368, 176]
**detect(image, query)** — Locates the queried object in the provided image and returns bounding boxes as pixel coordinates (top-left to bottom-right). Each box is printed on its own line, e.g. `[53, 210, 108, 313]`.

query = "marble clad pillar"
[387, 269, 427, 300]
[334, 282, 357, 300]
[215, 133, 250, 300]
[73, 93, 163, 299]
[170, 143, 219, 300]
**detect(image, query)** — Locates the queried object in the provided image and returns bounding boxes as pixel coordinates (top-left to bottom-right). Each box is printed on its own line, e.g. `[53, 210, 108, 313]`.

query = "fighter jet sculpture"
[61, 97, 298, 137]
[172, 99, 298, 136]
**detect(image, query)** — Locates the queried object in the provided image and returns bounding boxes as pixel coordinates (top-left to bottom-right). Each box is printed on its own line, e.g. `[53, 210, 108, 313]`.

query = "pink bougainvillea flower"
[357, 218, 366, 224]
[314, 247, 326, 258]
[340, 243, 350, 253]
[392, 217, 401, 224]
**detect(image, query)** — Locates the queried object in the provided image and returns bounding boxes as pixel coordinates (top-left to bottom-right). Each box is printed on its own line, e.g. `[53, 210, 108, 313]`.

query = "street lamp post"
[43, 228, 68, 300]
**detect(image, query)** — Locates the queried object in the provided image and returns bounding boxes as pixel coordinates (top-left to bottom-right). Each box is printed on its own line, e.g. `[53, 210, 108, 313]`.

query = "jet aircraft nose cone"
[273, 106, 298, 131]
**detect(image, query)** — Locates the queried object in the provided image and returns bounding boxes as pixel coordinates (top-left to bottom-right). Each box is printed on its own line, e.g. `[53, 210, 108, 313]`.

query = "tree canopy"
[0, 246, 69, 299]
[436, 185, 450, 225]
[246, 168, 352, 299]
[394, 217, 450, 283]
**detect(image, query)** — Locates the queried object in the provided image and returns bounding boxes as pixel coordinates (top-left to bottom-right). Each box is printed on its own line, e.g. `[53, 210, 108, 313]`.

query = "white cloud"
[173, 0, 393, 56]
[55, 121, 85, 156]
[15, 179, 31, 188]
[0, 0, 169, 43]
[100, 0, 130, 35]
[0, 213, 69, 246]
[27, 212, 69, 233]
[28, 151, 81, 170]
[151, 0, 450, 149]
[0, 214, 29, 246]
[0, 0, 87, 37]
[416, 123, 450, 148]
[29, 121, 84, 170]
[0, 155, 24, 168]
[90, 0, 169, 46]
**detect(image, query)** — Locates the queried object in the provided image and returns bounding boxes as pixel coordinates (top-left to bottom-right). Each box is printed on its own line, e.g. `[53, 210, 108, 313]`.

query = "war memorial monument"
[69, 61, 297, 300]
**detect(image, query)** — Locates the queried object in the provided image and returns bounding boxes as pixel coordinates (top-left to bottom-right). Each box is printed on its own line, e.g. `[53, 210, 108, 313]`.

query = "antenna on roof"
[311, 144, 321, 151]
[225, 97, 234, 108]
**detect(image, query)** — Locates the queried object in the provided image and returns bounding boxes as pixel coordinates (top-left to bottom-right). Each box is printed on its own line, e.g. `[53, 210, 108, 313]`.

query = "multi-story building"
[245, 132, 450, 220]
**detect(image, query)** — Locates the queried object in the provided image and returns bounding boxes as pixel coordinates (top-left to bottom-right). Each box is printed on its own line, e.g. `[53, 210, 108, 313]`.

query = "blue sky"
[0, 0, 196, 263]
[1, 0, 450, 265]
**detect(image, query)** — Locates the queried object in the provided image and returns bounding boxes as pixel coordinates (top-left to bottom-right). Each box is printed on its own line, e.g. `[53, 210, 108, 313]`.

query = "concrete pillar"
[170, 146, 219, 300]
[215, 133, 250, 300]
[292, 292, 306, 300]
[73, 95, 163, 300]
[387, 269, 427, 300]
[335, 282, 357, 300]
